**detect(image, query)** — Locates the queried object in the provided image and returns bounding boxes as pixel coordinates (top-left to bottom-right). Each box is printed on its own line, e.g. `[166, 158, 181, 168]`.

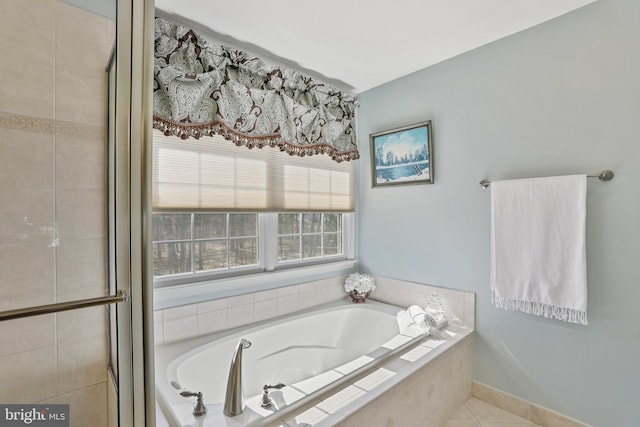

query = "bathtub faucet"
[223, 338, 252, 417]
[261, 383, 285, 409]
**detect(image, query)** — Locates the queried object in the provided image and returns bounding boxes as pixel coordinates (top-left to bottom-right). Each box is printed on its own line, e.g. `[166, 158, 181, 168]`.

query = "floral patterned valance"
[153, 18, 359, 163]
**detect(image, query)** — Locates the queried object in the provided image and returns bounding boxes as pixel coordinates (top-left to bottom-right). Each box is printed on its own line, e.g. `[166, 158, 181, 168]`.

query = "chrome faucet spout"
[223, 338, 252, 417]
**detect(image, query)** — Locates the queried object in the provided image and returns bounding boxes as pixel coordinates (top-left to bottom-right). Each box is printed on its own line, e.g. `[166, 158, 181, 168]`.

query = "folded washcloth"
[407, 305, 427, 328]
[396, 305, 447, 337]
[396, 311, 426, 337]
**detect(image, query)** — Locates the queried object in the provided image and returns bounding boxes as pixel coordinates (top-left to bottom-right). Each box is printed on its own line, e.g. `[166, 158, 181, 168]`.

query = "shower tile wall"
[0, 1, 114, 426]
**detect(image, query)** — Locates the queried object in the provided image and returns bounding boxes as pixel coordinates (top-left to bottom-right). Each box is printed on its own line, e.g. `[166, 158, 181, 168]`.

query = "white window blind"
[152, 129, 355, 211]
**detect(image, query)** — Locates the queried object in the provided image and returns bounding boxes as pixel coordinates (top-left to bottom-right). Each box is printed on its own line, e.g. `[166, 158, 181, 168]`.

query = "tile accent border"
[472, 381, 592, 427]
[0, 110, 103, 138]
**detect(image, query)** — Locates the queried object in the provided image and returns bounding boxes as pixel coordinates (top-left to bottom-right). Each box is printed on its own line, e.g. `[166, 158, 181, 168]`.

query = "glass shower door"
[0, 1, 137, 426]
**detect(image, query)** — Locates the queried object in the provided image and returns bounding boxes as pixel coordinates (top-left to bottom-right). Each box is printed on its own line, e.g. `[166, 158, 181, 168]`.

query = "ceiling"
[155, 0, 597, 94]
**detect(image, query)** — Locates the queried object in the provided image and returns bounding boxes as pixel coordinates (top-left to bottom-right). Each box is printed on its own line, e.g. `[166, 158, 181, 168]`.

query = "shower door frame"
[112, 0, 156, 425]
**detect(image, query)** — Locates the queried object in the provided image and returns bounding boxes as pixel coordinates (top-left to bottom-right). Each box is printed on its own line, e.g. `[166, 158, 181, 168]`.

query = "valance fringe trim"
[153, 115, 359, 163]
[491, 291, 588, 325]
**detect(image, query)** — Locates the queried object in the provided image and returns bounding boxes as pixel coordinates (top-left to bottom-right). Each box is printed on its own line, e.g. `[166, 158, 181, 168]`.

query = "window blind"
[152, 129, 354, 211]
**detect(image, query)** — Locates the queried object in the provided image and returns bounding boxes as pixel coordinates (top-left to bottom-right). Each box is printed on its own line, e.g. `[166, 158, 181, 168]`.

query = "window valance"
[153, 17, 359, 163]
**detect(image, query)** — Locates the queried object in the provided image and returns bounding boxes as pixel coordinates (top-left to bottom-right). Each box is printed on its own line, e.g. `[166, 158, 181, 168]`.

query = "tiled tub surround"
[155, 276, 475, 426]
[0, 1, 114, 426]
[154, 276, 348, 345]
[154, 275, 475, 345]
[155, 299, 473, 427]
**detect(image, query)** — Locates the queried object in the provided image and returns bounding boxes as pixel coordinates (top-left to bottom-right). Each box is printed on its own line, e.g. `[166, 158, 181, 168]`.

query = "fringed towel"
[490, 174, 588, 325]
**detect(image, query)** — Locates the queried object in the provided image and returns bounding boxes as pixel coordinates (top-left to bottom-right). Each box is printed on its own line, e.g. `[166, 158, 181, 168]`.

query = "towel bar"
[479, 170, 614, 189]
[0, 290, 128, 322]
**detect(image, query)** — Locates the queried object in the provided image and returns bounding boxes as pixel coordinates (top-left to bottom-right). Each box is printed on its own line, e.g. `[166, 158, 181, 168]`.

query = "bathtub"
[155, 299, 471, 427]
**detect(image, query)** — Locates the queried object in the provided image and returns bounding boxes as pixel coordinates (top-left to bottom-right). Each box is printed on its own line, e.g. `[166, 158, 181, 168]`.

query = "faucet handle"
[180, 390, 207, 417]
[263, 383, 285, 391]
[260, 383, 285, 409]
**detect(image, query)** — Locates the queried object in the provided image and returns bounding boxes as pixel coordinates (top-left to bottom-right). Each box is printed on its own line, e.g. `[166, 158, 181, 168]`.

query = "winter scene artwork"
[370, 120, 433, 187]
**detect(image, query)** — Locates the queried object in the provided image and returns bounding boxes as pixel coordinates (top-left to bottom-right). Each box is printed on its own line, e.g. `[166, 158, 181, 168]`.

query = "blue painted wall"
[356, 0, 639, 425]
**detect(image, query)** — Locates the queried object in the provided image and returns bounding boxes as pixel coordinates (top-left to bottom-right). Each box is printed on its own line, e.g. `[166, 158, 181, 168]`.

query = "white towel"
[490, 174, 588, 325]
[407, 305, 427, 328]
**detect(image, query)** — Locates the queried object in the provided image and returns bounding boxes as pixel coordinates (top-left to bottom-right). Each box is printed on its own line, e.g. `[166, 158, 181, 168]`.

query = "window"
[152, 129, 355, 287]
[152, 213, 259, 278]
[278, 213, 343, 262]
[152, 211, 349, 285]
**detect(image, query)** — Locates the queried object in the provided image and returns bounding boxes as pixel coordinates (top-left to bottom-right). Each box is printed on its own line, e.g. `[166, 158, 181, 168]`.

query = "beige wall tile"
[0, 55, 55, 119]
[55, 69, 106, 127]
[53, 2, 109, 128]
[0, 242, 55, 310]
[107, 373, 118, 427]
[46, 382, 107, 427]
[0, 346, 57, 403]
[0, 186, 54, 243]
[57, 281, 107, 303]
[57, 334, 108, 394]
[106, 20, 116, 44]
[57, 306, 107, 344]
[56, 238, 107, 295]
[55, 1, 111, 75]
[56, 189, 105, 240]
[55, 133, 106, 189]
[0, 128, 54, 188]
[0, 314, 55, 357]
[0, 0, 55, 61]
[0, 1, 54, 117]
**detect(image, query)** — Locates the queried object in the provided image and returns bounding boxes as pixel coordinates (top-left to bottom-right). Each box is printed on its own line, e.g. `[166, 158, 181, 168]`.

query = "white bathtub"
[155, 300, 439, 427]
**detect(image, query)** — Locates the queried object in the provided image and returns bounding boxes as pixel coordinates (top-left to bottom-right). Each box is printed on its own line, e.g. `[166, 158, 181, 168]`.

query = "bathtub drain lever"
[261, 383, 285, 409]
[180, 390, 207, 416]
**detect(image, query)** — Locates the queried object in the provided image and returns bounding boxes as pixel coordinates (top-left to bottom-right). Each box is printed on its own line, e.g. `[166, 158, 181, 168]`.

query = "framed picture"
[370, 120, 433, 187]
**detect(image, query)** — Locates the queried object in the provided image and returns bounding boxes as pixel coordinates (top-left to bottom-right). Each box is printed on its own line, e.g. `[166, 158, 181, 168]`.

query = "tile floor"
[444, 397, 541, 427]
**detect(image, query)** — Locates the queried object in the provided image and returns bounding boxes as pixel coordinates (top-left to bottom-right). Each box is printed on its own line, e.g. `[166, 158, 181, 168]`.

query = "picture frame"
[370, 120, 433, 187]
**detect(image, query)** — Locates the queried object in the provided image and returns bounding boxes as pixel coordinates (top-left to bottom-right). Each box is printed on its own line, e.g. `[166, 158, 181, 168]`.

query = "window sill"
[153, 259, 358, 310]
